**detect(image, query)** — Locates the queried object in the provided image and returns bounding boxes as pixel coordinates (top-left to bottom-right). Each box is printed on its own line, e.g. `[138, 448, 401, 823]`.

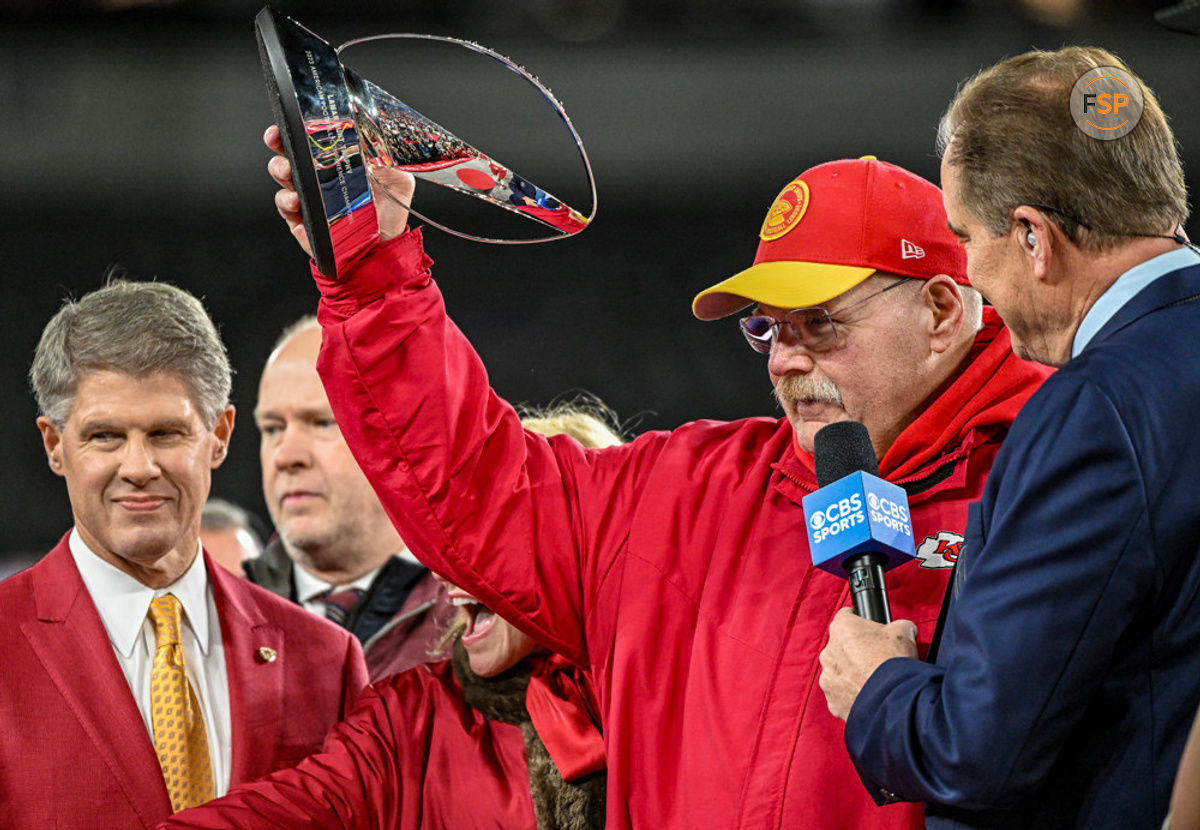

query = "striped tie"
[320, 587, 365, 627]
[147, 594, 214, 812]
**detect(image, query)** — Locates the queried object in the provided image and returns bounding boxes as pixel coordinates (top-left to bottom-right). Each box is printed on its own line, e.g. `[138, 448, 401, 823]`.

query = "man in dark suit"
[248, 316, 446, 680]
[820, 46, 1200, 829]
[0, 279, 369, 828]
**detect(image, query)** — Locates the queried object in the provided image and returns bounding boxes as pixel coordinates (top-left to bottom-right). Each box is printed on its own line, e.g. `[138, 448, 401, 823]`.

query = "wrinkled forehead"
[67, 368, 203, 423]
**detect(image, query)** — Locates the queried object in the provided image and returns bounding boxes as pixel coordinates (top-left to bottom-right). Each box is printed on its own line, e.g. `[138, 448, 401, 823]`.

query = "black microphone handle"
[843, 551, 892, 624]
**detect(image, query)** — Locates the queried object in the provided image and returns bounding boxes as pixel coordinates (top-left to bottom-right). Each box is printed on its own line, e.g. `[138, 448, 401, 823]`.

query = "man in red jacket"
[263, 136, 1051, 828]
[0, 278, 368, 829]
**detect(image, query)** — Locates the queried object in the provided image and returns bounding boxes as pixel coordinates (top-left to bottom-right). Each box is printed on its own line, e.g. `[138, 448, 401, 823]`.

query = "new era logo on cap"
[900, 239, 925, 260]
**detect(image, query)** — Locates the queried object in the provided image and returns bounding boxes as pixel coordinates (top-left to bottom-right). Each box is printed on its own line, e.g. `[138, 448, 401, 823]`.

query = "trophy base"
[256, 6, 339, 276]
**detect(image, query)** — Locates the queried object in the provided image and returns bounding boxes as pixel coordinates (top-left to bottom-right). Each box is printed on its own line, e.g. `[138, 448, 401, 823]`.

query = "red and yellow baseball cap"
[692, 157, 968, 320]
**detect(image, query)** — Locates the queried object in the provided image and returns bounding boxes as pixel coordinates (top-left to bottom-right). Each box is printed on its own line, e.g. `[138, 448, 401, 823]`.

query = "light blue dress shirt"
[1072, 247, 1200, 358]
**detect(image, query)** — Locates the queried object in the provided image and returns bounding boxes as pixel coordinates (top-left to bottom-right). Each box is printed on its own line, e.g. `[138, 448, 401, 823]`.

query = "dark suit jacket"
[246, 540, 448, 680]
[0, 535, 369, 829]
[846, 262, 1200, 828]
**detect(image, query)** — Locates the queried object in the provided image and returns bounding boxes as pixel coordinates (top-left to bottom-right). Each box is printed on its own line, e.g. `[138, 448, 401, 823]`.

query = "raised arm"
[263, 128, 663, 668]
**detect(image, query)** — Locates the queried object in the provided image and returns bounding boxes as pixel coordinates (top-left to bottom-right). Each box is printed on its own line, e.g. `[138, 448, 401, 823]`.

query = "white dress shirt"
[294, 561, 380, 617]
[69, 530, 232, 797]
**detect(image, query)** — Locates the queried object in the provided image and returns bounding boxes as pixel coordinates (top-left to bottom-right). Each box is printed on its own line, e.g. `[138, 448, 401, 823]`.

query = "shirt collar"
[69, 529, 212, 658]
[394, 542, 421, 567]
[1072, 247, 1200, 358]
[294, 560, 382, 604]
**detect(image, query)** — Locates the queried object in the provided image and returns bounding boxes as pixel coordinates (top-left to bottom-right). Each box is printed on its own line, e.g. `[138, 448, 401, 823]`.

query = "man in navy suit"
[819, 46, 1200, 829]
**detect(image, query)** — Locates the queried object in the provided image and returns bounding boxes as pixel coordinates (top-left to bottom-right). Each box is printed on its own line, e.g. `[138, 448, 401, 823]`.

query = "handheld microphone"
[804, 421, 916, 623]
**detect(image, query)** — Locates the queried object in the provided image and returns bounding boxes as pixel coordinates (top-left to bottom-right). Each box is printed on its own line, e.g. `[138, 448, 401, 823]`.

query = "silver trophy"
[255, 7, 596, 277]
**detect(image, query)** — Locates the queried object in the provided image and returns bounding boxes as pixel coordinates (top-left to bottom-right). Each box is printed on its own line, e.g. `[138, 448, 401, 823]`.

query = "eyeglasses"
[738, 278, 915, 354]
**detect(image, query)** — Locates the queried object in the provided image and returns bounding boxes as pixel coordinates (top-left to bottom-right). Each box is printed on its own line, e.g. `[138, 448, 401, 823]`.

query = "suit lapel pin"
[257, 646, 278, 663]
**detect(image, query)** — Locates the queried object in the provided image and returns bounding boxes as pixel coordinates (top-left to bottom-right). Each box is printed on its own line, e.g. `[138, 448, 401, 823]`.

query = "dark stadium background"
[2, 0, 1197, 574]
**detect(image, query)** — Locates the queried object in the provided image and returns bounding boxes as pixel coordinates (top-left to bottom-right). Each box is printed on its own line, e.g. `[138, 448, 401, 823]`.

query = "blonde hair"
[938, 46, 1188, 251]
[519, 396, 624, 449]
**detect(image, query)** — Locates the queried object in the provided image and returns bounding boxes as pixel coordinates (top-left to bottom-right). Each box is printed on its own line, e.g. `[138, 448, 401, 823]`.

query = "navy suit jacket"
[0, 536, 369, 829]
[845, 262, 1200, 828]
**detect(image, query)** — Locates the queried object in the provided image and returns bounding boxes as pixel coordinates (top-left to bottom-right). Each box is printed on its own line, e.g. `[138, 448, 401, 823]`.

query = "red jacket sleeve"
[159, 684, 404, 829]
[310, 229, 668, 667]
[341, 634, 369, 714]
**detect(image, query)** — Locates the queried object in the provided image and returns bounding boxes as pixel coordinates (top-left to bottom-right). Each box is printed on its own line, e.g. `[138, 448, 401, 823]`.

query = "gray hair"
[873, 273, 984, 334]
[961, 285, 984, 332]
[30, 278, 232, 428]
[937, 46, 1188, 251]
[202, 496, 254, 531]
[201, 497, 265, 549]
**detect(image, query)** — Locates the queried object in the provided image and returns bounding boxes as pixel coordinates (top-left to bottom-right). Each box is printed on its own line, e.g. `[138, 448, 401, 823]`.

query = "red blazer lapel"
[208, 554, 286, 785]
[22, 539, 171, 825]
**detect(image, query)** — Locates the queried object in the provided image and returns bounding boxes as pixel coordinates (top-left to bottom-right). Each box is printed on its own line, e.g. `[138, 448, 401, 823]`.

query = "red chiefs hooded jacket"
[306, 228, 1050, 829]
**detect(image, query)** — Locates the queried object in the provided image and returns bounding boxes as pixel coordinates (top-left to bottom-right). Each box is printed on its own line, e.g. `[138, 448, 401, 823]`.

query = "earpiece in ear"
[1018, 219, 1036, 249]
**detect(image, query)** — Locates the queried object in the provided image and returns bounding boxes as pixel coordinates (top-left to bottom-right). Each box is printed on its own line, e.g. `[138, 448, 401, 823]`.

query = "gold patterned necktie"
[147, 593, 214, 812]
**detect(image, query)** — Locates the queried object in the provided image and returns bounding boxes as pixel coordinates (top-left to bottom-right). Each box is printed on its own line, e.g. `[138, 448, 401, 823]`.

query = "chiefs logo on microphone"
[915, 531, 964, 569]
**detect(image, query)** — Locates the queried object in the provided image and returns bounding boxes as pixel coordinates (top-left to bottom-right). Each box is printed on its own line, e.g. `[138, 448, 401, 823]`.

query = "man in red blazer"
[0, 278, 369, 828]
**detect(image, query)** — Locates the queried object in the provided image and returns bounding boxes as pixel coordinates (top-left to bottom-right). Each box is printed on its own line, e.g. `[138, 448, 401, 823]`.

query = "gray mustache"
[774, 374, 844, 408]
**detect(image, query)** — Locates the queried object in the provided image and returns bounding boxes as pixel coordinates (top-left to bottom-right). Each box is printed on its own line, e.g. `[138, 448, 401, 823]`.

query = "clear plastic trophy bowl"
[256, 6, 598, 277]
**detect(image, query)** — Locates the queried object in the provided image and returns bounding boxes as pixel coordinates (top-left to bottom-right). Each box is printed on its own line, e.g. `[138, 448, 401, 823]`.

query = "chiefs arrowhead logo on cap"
[760, 178, 810, 242]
